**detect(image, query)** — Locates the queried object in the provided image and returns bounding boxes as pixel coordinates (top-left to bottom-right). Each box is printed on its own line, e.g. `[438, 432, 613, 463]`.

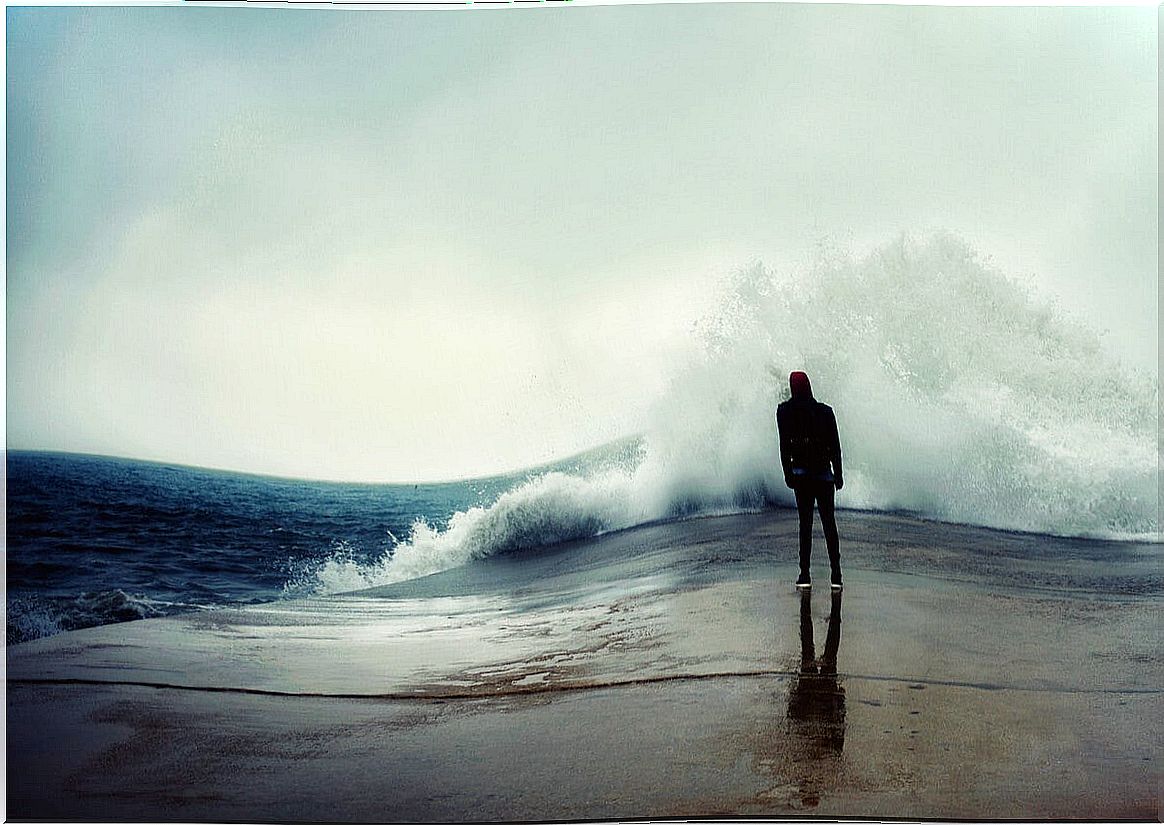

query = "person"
[776, 371, 843, 589]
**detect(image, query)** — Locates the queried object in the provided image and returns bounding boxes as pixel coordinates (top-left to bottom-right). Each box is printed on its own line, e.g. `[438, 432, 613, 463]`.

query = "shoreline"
[7, 509, 1161, 821]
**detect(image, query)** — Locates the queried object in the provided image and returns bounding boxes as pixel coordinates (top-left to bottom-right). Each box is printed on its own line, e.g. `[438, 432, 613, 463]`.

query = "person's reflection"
[784, 589, 846, 808]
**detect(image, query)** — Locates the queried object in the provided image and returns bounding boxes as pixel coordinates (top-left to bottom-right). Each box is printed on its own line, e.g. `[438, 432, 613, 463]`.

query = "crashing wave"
[6, 589, 202, 644]
[299, 233, 1159, 596]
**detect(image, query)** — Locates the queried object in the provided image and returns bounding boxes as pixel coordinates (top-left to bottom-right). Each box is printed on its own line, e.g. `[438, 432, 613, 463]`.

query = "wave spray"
[307, 234, 1160, 594]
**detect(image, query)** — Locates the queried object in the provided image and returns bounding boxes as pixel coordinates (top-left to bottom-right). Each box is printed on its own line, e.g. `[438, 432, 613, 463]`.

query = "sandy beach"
[7, 509, 1161, 821]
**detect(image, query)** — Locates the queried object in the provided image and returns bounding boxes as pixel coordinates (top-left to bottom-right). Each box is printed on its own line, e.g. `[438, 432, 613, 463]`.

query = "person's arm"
[829, 408, 844, 490]
[776, 406, 794, 487]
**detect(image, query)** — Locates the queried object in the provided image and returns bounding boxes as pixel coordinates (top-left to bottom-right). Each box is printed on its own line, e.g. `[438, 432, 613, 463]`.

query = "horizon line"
[3, 438, 644, 487]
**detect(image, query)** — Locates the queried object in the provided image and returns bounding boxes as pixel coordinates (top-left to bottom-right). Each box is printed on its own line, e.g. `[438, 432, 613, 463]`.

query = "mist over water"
[306, 234, 1160, 595]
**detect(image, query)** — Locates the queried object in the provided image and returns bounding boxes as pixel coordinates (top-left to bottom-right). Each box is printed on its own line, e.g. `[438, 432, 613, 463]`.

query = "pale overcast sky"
[6, 4, 1158, 481]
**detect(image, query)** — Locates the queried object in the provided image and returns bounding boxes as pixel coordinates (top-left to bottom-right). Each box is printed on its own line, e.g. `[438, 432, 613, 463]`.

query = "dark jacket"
[776, 397, 843, 487]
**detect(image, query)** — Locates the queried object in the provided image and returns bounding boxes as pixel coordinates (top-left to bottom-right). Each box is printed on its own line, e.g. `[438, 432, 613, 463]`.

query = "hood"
[789, 371, 813, 401]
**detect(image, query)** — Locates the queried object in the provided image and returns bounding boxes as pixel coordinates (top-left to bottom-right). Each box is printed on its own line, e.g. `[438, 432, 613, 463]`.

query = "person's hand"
[835, 475, 844, 491]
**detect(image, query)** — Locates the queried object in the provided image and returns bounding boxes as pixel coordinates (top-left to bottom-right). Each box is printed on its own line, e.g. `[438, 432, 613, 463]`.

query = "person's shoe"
[796, 573, 811, 589]
[830, 573, 843, 590]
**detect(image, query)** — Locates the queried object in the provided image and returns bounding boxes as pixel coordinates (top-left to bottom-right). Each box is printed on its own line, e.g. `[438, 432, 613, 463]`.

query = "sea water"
[6, 235, 1159, 643]
[4, 443, 641, 643]
[3, 451, 484, 642]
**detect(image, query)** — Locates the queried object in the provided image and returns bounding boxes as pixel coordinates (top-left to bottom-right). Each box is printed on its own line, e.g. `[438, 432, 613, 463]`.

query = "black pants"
[794, 481, 840, 577]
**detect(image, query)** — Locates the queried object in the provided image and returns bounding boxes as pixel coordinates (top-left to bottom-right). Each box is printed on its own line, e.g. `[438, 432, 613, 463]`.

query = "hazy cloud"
[6, 4, 1157, 481]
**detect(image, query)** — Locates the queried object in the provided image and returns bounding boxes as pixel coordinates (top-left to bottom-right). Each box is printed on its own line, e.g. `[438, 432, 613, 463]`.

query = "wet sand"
[7, 510, 1161, 821]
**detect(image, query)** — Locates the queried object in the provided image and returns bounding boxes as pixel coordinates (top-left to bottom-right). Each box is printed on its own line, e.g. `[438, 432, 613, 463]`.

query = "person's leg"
[817, 482, 841, 582]
[794, 484, 815, 579]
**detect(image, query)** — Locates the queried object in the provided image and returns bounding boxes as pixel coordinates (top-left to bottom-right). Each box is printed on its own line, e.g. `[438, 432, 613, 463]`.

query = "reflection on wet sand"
[784, 589, 846, 807]
[751, 588, 847, 811]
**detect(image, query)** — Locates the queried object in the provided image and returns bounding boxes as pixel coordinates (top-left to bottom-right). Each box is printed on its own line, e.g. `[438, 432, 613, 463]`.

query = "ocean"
[4, 450, 493, 643]
[7, 439, 1159, 646]
[4, 445, 636, 644]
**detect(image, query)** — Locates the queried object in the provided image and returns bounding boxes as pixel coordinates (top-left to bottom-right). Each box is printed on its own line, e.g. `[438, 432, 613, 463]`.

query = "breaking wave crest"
[6, 590, 210, 645]
[301, 234, 1159, 595]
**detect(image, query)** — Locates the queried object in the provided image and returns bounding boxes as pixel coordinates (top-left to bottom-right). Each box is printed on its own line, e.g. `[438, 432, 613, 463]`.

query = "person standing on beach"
[776, 371, 843, 590]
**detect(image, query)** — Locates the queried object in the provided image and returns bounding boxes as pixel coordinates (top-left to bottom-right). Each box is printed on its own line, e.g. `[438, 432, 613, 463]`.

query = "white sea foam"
[6, 589, 197, 644]
[304, 233, 1160, 595]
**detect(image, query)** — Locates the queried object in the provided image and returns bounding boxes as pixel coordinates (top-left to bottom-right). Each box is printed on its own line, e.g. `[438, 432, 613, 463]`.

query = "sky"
[5, 3, 1158, 482]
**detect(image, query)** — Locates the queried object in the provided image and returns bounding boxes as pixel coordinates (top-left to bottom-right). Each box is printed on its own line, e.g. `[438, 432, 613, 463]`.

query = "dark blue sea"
[7, 427, 1158, 645]
[4, 451, 535, 644]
